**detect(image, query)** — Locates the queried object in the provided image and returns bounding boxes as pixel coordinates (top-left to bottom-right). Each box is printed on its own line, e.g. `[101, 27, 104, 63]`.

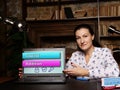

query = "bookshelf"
[98, 1, 120, 51]
[22, 0, 120, 53]
[22, 0, 99, 20]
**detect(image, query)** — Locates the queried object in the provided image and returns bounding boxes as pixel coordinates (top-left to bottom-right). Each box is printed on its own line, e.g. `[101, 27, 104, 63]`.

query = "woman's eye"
[83, 35, 88, 37]
[76, 37, 80, 39]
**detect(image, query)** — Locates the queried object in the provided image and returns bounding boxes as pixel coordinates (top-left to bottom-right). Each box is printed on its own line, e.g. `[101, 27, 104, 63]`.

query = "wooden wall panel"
[27, 19, 98, 48]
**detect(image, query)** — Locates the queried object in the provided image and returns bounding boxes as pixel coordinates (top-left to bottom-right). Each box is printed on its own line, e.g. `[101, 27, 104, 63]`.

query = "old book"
[64, 7, 74, 19]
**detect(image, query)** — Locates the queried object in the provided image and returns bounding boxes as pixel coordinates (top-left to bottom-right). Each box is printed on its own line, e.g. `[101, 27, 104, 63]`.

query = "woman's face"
[75, 28, 94, 52]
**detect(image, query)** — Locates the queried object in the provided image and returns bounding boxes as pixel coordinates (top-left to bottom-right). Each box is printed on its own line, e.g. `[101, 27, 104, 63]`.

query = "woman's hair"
[74, 24, 101, 51]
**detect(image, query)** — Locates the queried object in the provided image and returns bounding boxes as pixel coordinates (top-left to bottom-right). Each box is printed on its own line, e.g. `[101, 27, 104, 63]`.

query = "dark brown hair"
[74, 24, 101, 51]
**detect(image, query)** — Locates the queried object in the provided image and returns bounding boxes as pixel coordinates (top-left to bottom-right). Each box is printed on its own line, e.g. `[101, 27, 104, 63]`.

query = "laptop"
[18, 48, 66, 83]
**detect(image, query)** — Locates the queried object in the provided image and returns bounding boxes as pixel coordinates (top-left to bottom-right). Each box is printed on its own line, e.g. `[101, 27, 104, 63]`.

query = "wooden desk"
[0, 78, 102, 90]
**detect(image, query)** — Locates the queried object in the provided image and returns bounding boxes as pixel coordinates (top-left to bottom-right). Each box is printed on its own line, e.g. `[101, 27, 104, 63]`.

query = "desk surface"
[0, 78, 102, 90]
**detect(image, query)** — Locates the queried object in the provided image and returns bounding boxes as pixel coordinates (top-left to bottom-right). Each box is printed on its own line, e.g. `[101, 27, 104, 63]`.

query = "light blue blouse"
[65, 47, 120, 79]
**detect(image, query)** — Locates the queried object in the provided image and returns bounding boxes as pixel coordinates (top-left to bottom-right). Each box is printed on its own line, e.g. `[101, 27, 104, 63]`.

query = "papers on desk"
[101, 77, 120, 87]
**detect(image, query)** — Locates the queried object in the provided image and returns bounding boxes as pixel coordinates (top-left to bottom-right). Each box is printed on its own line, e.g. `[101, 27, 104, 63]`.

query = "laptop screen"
[22, 48, 65, 75]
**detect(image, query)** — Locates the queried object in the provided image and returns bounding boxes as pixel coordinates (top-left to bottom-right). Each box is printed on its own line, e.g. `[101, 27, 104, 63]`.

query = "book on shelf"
[27, 0, 58, 3]
[102, 42, 120, 51]
[51, 8, 66, 20]
[64, 7, 74, 19]
[99, 3, 120, 16]
[51, 10, 60, 20]
[99, 24, 120, 37]
[99, 24, 108, 36]
[26, 17, 36, 21]
[73, 9, 87, 18]
[73, 7, 97, 18]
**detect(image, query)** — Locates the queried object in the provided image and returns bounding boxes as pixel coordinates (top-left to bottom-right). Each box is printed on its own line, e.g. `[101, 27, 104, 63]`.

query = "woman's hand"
[63, 62, 89, 77]
[18, 68, 23, 79]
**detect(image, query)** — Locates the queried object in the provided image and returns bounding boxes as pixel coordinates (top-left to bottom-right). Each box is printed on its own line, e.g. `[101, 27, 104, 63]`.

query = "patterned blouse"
[65, 47, 120, 79]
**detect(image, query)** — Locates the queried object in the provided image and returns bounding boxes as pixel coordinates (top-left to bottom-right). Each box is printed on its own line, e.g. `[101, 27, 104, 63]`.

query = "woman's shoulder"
[95, 47, 111, 52]
[71, 50, 83, 56]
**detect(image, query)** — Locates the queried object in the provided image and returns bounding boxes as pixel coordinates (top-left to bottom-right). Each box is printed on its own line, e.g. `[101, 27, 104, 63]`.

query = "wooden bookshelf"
[22, 0, 120, 61]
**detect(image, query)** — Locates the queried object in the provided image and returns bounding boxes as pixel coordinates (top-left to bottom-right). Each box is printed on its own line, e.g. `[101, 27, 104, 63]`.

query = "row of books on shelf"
[26, 3, 120, 20]
[26, 0, 76, 3]
[26, 7, 74, 20]
[99, 4, 120, 16]
[74, 4, 120, 17]
[26, 6, 98, 20]
[102, 43, 120, 51]
[26, 1, 120, 17]
[99, 24, 120, 36]
[26, 0, 58, 3]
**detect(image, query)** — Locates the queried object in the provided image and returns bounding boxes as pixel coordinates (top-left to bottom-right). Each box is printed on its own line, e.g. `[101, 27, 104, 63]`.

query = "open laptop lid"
[21, 48, 66, 83]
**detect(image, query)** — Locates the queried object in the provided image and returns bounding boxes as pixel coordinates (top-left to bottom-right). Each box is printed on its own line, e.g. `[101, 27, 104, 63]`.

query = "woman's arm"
[89, 48, 120, 78]
[63, 62, 89, 77]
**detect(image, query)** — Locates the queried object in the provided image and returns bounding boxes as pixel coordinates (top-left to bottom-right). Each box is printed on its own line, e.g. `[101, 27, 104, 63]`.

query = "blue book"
[101, 77, 120, 86]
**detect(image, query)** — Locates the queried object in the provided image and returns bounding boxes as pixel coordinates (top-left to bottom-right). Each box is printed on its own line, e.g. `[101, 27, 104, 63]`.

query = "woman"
[63, 24, 120, 79]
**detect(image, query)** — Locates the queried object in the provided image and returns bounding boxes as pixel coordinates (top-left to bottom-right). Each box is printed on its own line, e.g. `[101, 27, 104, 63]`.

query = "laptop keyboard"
[21, 76, 66, 83]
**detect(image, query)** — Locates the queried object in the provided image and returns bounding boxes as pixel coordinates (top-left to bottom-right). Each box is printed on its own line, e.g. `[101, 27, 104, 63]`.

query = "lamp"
[108, 25, 120, 64]
[0, 16, 33, 76]
[0, 16, 27, 32]
[108, 25, 120, 34]
[0, 16, 27, 47]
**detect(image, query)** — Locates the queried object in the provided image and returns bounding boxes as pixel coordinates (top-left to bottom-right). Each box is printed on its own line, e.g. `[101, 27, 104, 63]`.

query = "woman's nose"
[81, 38, 84, 43]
